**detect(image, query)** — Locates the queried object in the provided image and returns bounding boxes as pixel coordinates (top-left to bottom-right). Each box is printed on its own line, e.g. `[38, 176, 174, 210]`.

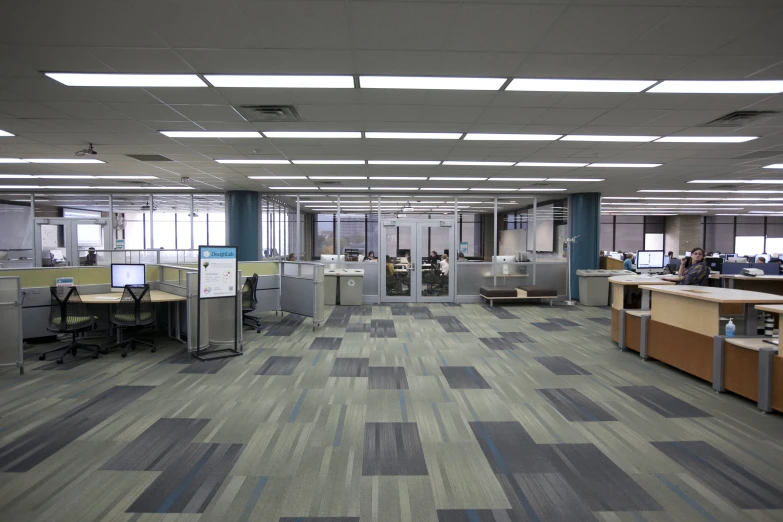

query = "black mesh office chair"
[40, 286, 100, 364]
[106, 284, 156, 357]
[242, 273, 262, 333]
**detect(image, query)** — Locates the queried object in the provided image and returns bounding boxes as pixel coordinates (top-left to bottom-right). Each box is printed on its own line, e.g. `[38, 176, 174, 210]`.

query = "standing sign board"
[196, 245, 241, 361]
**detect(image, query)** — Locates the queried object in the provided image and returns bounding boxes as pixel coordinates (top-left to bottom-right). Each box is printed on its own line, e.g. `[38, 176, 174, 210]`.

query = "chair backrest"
[114, 284, 154, 327]
[48, 286, 92, 332]
[242, 274, 259, 311]
[699, 266, 711, 286]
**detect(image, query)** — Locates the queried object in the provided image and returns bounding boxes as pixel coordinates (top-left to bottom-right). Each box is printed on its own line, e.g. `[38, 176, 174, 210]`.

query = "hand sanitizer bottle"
[725, 318, 736, 338]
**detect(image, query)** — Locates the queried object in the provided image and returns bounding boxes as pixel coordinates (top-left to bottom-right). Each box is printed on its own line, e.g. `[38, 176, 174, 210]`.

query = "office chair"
[105, 284, 156, 357]
[40, 287, 100, 364]
[242, 273, 262, 333]
[699, 267, 711, 287]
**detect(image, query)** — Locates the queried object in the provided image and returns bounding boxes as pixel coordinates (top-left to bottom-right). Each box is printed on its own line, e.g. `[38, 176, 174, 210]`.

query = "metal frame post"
[493, 196, 498, 285]
[149, 194, 154, 249]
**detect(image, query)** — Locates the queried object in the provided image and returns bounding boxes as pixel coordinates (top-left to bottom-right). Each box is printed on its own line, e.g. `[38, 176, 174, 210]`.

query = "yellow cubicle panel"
[238, 261, 279, 276]
[2, 265, 162, 288]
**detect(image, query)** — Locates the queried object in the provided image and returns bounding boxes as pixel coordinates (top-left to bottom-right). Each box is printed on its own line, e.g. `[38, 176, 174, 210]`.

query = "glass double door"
[34, 218, 111, 267]
[381, 220, 454, 302]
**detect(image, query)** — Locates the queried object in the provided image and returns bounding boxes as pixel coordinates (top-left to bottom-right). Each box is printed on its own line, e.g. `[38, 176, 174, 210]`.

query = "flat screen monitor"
[663, 255, 670, 267]
[493, 255, 516, 263]
[706, 257, 723, 274]
[635, 250, 665, 270]
[320, 254, 345, 262]
[111, 264, 145, 291]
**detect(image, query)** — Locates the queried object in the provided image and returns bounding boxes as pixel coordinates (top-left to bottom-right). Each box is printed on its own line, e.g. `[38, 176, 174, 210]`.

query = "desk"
[608, 275, 674, 349]
[718, 274, 783, 293]
[641, 285, 783, 383]
[82, 290, 187, 343]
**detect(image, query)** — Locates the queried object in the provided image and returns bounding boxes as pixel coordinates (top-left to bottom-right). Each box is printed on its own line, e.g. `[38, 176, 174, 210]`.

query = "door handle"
[410, 263, 415, 271]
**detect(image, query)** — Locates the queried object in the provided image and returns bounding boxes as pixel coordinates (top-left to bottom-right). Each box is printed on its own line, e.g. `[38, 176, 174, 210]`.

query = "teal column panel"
[570, 193, 601, 300]
[226, 191, 259, 261]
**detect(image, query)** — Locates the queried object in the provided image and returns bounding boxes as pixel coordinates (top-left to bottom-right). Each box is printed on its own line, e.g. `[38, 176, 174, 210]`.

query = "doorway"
[381, 219, 454, 303]
[33, 218, 111, 267]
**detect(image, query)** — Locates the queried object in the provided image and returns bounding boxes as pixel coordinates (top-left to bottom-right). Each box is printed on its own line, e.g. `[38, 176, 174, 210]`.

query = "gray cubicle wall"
[280, 262, 324, 326]
[0, 276, 23, 374]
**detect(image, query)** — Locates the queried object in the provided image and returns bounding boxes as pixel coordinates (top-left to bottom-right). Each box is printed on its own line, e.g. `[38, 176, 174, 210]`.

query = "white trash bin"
[577, 269, 616, 306]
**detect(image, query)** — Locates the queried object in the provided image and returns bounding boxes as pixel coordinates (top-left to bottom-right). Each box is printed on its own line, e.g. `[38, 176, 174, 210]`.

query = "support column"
[226, 191, 259, 261]
[569, 192, 601, 300]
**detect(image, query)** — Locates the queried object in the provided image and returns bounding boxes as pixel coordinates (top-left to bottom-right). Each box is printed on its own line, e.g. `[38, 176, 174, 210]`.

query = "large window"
[601, 215, 665, 252]
[703, 215, 783, 257]
[314, 214, 335, 257]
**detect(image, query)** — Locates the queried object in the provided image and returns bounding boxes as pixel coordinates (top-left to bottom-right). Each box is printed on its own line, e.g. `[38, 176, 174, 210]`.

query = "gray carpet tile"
[309, 337, 342, 350]
[368, 366, 409, 389]
[499, 331, 535, 343]
[441, 366, 491, 389]
[102, 418, 210, 471]
[483, 306, 518, 319]
[266, 314, 306, 336]
[371, 319, 397, 338]
[179, 358, 232, 374]
[35, 356, 94, 371]
[330, 357, 369, 377]
[534, 356, 592, 375]
[362, 422, 428, 476]
[255, 356, 303, 376]
[537, 388, 616, 422]
[480, 337, 518, 350]
[435, 316, 471, 332]
[548, 318, 581, 327]
[469, 421, 557, 474]
[437, 510, 503, 522]
[498, 472, 598, 522]
[0, 386, 153, 472]
[542, 443, 663, 511]
[345, 322, 372, 333]
[409, 307, 434, 319]
[531, 321, 566, 332]
[279, 518, 360, 522]
[158, 351, 193, 364]
[127, 442, 244, 513]
[617, 385, 712, 418]
[652, 441, 783, 509]
[587, 317, 612, 325]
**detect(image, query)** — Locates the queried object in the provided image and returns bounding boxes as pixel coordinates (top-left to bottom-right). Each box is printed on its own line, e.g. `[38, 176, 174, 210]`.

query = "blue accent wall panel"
[570, 193, 601, 300]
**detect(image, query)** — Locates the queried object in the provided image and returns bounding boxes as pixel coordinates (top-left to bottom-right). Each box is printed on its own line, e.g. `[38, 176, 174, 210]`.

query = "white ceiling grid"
[0, 1, 782, 214]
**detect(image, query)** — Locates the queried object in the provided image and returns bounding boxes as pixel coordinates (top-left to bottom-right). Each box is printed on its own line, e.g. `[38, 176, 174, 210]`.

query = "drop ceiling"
[1, 0, 783, 215]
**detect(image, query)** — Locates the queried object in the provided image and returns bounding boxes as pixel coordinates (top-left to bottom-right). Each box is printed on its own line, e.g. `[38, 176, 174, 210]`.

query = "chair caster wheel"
[56, 359, 63, 364]
[121, 353, 127, 358]
[151, 348, 156, 353]
[39, 354, 46, 361]
[256, 328, 261, 333]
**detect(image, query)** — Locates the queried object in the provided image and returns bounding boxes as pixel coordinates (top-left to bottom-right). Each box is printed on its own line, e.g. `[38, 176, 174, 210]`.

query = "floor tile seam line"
[655, 473, 719, 522]
[688, 418, 771, 467]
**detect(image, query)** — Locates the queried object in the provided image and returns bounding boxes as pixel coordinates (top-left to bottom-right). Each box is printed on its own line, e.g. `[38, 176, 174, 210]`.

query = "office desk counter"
[640, 285, 783, 383]
[608, 275, 674, 350]
[81, 290, 187, 343]
[718, 274, 783, 293]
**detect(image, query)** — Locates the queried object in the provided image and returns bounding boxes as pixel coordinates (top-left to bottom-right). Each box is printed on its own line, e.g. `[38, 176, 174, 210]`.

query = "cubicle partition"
[238, 261, 281, 313]
[0, 276, 23, 374]
[75, 248, 198, 267]
[280, 262, 324, 327]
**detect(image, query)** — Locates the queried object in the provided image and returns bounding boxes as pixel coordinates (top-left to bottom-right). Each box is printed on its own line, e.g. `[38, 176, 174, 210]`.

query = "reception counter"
[718, 274, 783, 293]
[608, 275, 674, 351]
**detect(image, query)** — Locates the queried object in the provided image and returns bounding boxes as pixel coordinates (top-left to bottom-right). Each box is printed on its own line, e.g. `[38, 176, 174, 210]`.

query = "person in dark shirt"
[678, 247, 708, 285]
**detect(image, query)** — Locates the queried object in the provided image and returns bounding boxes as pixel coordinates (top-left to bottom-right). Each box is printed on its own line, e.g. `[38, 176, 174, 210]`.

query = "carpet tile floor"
[1, 302, 783, 521]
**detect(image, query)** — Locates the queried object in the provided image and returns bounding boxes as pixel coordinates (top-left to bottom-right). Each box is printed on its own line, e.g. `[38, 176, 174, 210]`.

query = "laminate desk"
[718, 274, 783, 292]
[640, 285, 783, 383]
[608, 275, 674, 350]
[81, 290, 187, 343]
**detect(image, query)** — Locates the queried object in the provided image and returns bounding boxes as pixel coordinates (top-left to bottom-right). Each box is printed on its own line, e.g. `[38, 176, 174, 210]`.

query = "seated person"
[428, 250, 439, 266]
[84, 247, 97, 266]
[457, 252, 466, 262]
[665, 247, 708, 285]
[386, 255, 395, 278]
[768, 257, 783, 274]
[287, 253, 296, 261]
[757, 257, 767, 264]
[439, 254, 450, 276]
[623, 253, 635, 271]
[364, 250, 377, 262]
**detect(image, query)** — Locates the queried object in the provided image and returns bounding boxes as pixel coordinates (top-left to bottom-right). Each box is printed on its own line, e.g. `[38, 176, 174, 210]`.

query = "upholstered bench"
[479, 285, 558, 306]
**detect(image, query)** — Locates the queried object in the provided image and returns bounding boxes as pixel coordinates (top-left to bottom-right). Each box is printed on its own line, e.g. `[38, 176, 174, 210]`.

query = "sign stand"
[195, 245, 242, 361]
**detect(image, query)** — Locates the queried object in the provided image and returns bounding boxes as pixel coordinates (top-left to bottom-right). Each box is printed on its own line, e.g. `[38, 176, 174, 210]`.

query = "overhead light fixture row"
[204, 75, 354, 88]
[0, 158, 105, 164]
[648, 80, 783, 94]
[506, 78, 657, 93]
[359, 76, 505, 91]
[365, 132, 462, 140]
[263, 131, 361, 139]
[45, 73, 207, 87]
[162, 131, 262, 138]
[0, 129, 14, 137]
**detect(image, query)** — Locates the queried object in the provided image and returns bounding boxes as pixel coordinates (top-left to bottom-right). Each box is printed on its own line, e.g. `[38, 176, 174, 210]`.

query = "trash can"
[324, 269, 338, 305]
[577, 269, 615, 306]
[339, 269, 364, 305]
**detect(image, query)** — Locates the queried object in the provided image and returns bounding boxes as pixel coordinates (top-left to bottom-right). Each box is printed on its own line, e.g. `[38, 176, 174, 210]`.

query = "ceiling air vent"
[701, 111, 779, 127]
[126, 154, 172, 162]
[235, 105, 303, 123]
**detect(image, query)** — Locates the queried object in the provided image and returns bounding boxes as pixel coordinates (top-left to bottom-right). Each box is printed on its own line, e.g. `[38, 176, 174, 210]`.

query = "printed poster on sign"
[199, 246, 237, 299]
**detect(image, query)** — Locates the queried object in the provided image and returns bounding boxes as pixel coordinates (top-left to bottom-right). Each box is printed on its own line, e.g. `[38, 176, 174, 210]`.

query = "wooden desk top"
[81, 290, 187, 303]
[756, 304, 783, 314]
[639, 285, 783, 304]
[718, 274, 783, 280]
[626, 310, 652, 317]
[725, 337, 778, 352]
[608, 275, 675, 286]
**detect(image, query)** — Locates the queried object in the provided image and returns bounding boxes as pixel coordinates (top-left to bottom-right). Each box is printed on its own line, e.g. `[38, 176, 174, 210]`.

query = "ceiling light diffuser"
[359, 76, 505, 91]
[549, 178, 604, 182]
[0, 158, 27, 163]
[263, 132, 361, 139]
[365, 132, 462, 140]
[463, 133, 562, 141]
[517, 188, 567, 192]
[368, 160, 441, 165]
[764, 164, 783, 169]
[470, 188, 517, 191]
[648, 80, 783, 94]
[0, 130, 14, 137]
[507, 78, 656, 93]
[420, 188, 469, 191]
[204, 75, 353, 88]
[161, 131, 262, 138]
[309, 176, 367, 180]
[588, 163, 661, 168]
[26, 159, 104, 164]
[442, 161, 515, 167]
[430, 177, 488, 181]
[561, 135, 659, 142]
[655, 136, 758, 143]
[292, 160, 365, 165]
[216, 159, 290, 164]
[487, 177, 547, 182]
[45, 73, 207, 87]
[689, 180, 783, 184]
[516, 162, 589, 167]
[369, 177, 428, 180]
[248, 176, 307, 180]
[369, 187, 419, 191]
[319, 187, 368, 191]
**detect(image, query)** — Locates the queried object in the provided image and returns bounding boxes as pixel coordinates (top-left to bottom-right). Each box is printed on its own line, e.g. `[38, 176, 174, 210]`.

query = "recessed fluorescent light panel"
[487, 177, 547, 182]
[470, 188, 517, 191]
[561, 135, 659, 142]
[263, 131, 361, 139]
[507, 78, 656, 93]
[369, 177, 428, 180]
[0, 158, 27, 163]
[216, 159, 290, 164]
[655, 136, 758, 143]
[319, 187, 368, 191]
[463, 133, 561, 141]
[27, 159, 104, 164]
[764, 164, 783, 169]
[588, 163, 661, 168]
[688, 180, 783, 184]
[365, 132, 462, 140]
[368, 160, 441, 166]
[549, 178, 604, 182]
[516, 162, 589, 168]
[204, 75, 353, 88]
[369, 187, 419, 191]
[248, 176, 307, 180]
[45, 73, 207, 87]
[161, 131, 262, 138]
[420, 187, 469, 191]
[309, 176, 367, 180]
[517, 188, 567, 192]
[648, 80, 783, 94]
[0, 130, 14, 137]
[430, 177, 487, 181]
[359, 76, 505, 91]
[442, 161, 515, 167]
[292, 160, 365, 165]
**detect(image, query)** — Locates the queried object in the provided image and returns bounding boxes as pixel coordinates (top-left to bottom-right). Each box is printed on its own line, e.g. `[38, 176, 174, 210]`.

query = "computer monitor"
[635, 250, 665, 273]
[492, 256, 516, 263]
[320, 254, 345, 262]
[344, 248, 360, 262]
[706, 256, 723, 274]
[663, 255, 670, 267]
[111, 264, 145, 292]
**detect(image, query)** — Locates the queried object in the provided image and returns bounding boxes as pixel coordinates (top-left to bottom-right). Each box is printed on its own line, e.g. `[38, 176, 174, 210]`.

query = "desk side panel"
[650, 292, 720, 337]
[612, 284, 624, 311]
[648, 320, 713, 382]
[625, 314, 641, 352]
[724, 344, 759, 402]
[611, 308, 620, 343]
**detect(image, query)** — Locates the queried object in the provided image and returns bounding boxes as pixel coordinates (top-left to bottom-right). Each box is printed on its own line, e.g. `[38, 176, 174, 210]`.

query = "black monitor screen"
[706, 257, 723, 273]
